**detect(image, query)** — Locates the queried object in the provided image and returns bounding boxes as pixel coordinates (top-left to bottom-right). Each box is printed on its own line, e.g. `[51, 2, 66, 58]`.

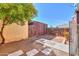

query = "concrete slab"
[35, 38, 48, 44]
[47, 40, 69, 53]
[36, 38, 69, 53]
[26, 49, 39, 56]
[8, 50, 24, 56]
[41, 47, 53, 55]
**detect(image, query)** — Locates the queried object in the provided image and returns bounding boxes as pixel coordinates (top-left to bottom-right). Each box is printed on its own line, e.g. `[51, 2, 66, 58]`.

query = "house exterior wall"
[0, 21, 28, 43]
[77, 9, 79, 55]
[29, 21, 47, 37]
[69, 17, 78, 55]
[77, 12, 79, 24]
[69, 5, 79, 55]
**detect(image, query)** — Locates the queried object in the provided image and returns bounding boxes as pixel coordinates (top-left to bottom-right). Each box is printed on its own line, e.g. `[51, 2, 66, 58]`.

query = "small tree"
[0, 3, 37, 44]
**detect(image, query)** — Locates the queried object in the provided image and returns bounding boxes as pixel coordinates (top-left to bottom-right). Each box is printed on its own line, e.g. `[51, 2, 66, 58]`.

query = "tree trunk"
[0, 17, 9, 44]
[0, 23, 5, 44]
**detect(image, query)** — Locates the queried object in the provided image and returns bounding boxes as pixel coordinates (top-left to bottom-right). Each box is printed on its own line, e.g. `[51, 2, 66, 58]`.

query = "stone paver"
[41, 47, 53, 55]
[8, 50, 24, 56]
[26, 49, 39, 56]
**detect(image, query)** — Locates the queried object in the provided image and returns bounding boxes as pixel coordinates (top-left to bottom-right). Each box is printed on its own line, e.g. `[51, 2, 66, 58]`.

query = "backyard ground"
[0, 34, 69, 56]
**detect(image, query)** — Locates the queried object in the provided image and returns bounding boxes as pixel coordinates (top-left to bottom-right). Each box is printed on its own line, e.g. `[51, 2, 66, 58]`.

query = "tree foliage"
[0, 3, 37, 25]
[0, 3, 37, 44]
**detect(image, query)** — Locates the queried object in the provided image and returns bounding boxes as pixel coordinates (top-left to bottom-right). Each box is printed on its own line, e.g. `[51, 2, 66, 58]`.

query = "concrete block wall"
[29, 21, 47, 37]
[0, 21, 28, 43]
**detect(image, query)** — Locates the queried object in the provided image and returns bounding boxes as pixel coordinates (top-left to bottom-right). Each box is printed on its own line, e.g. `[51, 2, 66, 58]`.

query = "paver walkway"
[36, 38, 69, 53]
[0, 35, 69, 56]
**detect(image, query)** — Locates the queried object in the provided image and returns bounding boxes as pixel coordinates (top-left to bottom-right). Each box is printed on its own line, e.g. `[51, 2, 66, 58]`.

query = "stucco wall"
[69, 14, 78, 55]
[0, 21, 28, 43]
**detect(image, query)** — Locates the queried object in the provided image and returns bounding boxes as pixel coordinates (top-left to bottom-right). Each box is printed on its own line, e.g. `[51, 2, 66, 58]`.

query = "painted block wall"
[0, 21, 28, 43]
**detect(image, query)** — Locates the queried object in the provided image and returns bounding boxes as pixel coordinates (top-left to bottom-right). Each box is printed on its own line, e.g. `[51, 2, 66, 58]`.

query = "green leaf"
[0, 3, 37, 25]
